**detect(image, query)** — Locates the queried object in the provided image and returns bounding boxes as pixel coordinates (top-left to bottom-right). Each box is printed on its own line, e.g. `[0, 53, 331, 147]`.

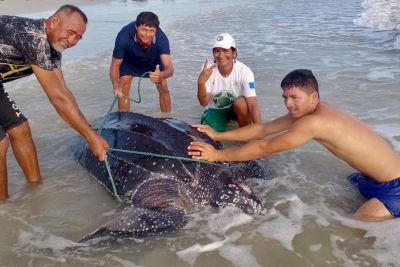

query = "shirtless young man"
[188, 69, 400, 221]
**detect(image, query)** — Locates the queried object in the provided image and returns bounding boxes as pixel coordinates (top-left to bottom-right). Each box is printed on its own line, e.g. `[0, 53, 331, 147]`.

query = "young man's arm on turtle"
[192, 113, 295, 143]
[189, 115, 315, 162]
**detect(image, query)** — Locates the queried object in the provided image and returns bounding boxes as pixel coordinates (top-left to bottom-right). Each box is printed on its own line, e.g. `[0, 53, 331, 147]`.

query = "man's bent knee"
[354, 198, 394, 222]
[7, 121, 32, 140]
[233, 97, 250, 117]
[0, 135, 10, 153]
[118, 76, 134, 112]
[0, 135, 9, 200]
[156, 79, 169, 94]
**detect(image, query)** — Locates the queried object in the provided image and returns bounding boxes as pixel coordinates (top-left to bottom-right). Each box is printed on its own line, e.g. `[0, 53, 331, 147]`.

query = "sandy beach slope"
[0, 0, 110, 15]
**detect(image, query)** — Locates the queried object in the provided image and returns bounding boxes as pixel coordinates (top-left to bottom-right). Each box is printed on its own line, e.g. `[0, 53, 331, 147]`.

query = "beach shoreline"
[0, 0, 110, 16]
[1, 0, 399, 266]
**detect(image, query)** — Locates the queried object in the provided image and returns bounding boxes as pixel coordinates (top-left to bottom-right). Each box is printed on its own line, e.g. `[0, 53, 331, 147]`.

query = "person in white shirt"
[197, 33, 261, 132]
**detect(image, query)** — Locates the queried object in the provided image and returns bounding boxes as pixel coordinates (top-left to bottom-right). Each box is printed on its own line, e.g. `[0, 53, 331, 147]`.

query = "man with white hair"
[0, 5, 108, 200]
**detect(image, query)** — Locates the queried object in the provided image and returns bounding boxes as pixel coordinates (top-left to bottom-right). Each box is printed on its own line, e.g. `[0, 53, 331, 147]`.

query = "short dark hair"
[135, 11, 160, 28]
[55, 5, 88, 24]
[280, 69, 319, 95]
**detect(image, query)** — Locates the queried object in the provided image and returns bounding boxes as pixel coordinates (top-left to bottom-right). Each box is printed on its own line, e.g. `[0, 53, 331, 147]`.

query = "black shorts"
[0, 83, 27, 141]
[120, 60, 164, 78]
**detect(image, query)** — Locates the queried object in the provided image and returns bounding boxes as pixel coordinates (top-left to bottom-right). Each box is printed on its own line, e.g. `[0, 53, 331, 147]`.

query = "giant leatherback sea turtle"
[74, 112, 267, 242]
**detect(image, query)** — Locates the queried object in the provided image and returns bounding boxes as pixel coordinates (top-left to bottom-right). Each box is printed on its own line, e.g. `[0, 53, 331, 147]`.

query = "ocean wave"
[353, 0, 400, 31]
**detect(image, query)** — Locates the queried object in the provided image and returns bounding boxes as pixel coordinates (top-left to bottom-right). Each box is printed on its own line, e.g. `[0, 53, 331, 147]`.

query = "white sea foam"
[220, 244, 263, 267]
[394, 35, 400, 49]
[353, 0, 400, 49]
[207, 206, 254, 234]
[360, 220, 400, 267]
[309, 243, 322, 252]
[2, 0, 400, 266]
[256, 194, 307, 252]
[105, 254, 146, 267]
[354, 0, 400, 31]
[366, 69, 395, 81]
[374, 124, 400, 152]
[176, 238, 230, 265]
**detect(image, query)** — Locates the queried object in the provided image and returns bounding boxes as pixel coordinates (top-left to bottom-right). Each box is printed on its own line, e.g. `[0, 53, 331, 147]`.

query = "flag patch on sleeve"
[249, 82, 255, 89]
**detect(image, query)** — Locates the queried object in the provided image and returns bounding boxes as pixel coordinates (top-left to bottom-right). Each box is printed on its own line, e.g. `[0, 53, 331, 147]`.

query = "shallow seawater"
[1, 0, 400, 266]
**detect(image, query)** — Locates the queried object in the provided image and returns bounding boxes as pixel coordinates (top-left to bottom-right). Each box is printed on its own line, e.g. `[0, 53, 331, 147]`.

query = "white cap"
[213, 33, 236, 49]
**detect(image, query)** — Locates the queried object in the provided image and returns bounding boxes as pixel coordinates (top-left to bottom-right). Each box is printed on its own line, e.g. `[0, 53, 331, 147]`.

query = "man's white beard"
[51, 42, 66, 53]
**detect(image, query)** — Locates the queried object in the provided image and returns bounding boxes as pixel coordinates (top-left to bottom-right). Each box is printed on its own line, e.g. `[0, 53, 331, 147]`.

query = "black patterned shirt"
[0, 15, 61, 84]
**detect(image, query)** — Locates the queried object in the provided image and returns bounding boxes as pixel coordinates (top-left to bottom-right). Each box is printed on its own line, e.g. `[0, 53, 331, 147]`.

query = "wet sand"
[0, 0, 110, 15]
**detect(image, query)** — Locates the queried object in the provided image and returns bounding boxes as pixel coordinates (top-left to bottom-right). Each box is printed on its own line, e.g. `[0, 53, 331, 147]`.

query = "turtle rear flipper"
[79, 206, 187, 242]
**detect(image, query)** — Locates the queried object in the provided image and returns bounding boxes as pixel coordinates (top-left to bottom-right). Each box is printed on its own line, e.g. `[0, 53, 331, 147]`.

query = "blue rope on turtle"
[103, 147, 225, 203]
[108, 147, 224, 167]
[104, 155, 124, 203]
[96, 71, 149, 202]
[97, 71, 150, 133]
[95, 71, 224, 202]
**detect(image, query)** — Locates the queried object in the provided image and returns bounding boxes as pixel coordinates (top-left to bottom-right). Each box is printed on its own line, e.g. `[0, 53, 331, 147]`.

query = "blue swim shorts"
[347, 172, 400, 217]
